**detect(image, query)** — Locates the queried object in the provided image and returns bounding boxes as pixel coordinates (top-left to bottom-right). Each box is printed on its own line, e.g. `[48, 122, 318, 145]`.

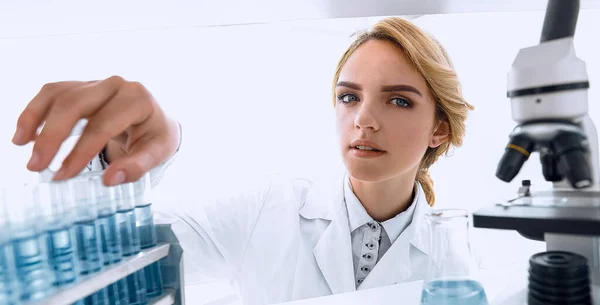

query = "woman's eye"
[337, 93, 359, 104]
[391, 97, 412, 108]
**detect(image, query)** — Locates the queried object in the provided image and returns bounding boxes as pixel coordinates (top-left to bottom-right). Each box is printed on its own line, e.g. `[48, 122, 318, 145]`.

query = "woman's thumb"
[103, 136, 171, 186]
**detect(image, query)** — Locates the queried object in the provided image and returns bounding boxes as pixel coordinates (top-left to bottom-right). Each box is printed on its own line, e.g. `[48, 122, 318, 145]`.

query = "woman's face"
[335, 39, 448, 182]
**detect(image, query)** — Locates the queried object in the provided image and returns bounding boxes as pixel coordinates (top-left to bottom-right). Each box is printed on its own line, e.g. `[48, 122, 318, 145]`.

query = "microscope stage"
[473, 191, 600, 237]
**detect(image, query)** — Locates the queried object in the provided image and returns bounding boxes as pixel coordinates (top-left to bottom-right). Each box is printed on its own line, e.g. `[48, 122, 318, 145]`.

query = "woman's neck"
[349, 172, 417, 222]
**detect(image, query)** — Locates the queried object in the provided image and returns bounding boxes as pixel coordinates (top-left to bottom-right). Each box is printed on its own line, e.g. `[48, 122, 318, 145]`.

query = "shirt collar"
[343, 174, 419, 243]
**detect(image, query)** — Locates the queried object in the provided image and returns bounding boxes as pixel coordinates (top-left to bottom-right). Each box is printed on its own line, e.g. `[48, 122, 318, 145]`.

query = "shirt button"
[368, 222, 379, 231]
[366, 242, 376, 250]
[361, 266, 371, 273]
[362, 253, 373, 261]
[357, 278, 364, 284]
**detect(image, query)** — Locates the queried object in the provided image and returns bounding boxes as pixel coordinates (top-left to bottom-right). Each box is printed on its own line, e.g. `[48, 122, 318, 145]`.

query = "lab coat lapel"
[357, 183, 432, 290]
[312, 206, 356, 294]
[311, 176, 356, 295]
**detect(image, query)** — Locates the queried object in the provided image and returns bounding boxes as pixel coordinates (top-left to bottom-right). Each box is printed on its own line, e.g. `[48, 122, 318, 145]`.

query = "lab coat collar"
[298, 173, 345, 221]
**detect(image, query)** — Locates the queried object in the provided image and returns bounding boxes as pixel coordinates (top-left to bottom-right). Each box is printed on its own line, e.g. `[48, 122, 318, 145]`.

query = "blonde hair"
[332, 17, 474, 206]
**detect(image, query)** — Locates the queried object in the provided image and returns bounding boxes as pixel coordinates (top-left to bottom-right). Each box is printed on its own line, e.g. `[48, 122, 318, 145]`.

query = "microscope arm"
[540, 0, 580, 43]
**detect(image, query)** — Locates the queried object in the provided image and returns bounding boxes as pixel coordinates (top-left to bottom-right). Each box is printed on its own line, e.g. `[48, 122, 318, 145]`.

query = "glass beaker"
[420, 209, 488, 305]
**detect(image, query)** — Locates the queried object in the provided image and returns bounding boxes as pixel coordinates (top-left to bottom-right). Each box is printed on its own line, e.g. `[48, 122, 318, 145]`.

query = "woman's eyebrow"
[336, 81, 423, 97]
[381, 84, 423, 97]
[336, 81, 361, 90]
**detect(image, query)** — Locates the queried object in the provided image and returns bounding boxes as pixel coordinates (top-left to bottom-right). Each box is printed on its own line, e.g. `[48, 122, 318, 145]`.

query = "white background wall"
[1, 5, 599, 304]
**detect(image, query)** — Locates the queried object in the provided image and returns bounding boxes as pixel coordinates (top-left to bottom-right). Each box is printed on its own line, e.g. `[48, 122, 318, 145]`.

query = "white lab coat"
[155, 173, 433, 305]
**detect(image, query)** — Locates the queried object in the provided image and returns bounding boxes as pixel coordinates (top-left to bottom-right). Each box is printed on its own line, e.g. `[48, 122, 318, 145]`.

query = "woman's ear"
[429, 120, 450, 148]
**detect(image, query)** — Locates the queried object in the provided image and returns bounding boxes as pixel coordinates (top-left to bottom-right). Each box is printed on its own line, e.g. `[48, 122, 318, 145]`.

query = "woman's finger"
[27, 76, 126, 171]
[13, 81, 84, 145]
[53, 87, 155, 181]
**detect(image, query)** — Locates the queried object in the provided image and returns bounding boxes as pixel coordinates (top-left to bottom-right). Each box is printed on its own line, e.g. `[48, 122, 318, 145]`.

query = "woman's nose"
[354, 102, 380, 131]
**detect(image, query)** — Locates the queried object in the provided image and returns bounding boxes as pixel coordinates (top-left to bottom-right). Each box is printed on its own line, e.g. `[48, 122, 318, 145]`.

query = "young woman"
[13, 17, 473, 305]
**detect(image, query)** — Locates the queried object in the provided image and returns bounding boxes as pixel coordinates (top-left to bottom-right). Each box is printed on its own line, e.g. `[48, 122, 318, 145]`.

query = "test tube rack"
[22, 217, 186, 305]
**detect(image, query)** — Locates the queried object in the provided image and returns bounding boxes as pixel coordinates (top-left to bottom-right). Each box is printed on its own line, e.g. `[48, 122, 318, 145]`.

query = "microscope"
[472, 0, 600, 304]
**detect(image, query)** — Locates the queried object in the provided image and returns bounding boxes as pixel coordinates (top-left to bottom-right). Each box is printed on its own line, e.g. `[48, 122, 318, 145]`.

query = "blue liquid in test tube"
[0, 242, 17, 305]
[46, 227, 78, 285]
[5, 184, 55, 302]
[89, 175, 129, 305]
[37, 182, 80, 287]
[74, 220, 103, 275]
[134, 175, 163, 298]
[97, 214, 122, 267]
[116, 183, 147, 305]
[75, 220, 108, 305]
[0, 190, 18, 305]
[11, 232, 54, 301]
[70, 177, 108, 305]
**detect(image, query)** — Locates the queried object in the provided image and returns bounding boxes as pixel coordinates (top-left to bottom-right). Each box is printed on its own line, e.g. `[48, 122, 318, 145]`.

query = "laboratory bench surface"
[183, 263, 532, 305]
[273, 280, 424, 305]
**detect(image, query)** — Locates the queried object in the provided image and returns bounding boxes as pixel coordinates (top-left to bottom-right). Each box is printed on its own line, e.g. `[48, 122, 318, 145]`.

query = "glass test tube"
[88, 174, 129, 305]
[70, 177, 109, 305]
[4, 184, 55, 302]
[133, 175, 163, 298]
[115, 183, 147, 305]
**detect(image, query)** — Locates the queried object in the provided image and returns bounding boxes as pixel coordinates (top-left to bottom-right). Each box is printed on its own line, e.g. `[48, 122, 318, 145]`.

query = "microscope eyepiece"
[552, 131, 593, 189]
[496, 134, 535, 182]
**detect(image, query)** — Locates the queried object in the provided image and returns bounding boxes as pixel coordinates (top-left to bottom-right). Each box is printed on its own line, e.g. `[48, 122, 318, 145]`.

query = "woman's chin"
[344, 162, 390, 182]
